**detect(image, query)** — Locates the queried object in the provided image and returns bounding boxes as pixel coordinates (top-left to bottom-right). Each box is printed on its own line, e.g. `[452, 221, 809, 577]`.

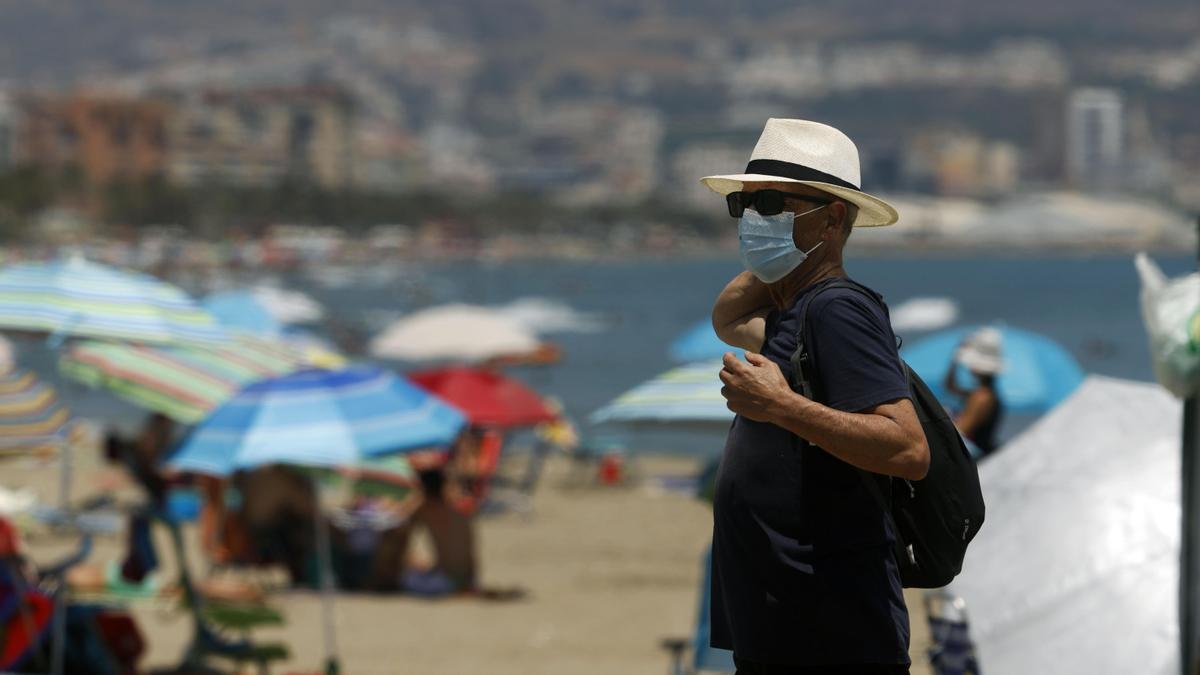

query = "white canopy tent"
[951, 375, 1180, 674]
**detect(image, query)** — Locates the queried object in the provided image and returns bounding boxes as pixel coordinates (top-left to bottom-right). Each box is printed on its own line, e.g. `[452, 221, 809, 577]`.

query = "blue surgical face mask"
[738, 205, 826, 283]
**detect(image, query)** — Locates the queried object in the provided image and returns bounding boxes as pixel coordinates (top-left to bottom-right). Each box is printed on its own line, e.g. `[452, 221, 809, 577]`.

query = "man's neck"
[771, 259, 846, 309]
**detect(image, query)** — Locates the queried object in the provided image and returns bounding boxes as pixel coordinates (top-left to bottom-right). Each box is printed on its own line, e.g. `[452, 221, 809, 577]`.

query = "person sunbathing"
[402, 468, 478, 596]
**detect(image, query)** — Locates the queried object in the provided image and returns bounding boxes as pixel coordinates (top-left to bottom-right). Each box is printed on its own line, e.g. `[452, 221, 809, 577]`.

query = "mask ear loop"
[790, 204, 828, 255]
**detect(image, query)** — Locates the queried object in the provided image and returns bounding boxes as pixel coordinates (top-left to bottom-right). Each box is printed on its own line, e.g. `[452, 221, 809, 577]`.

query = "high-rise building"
[1066, 88, 1124, 189]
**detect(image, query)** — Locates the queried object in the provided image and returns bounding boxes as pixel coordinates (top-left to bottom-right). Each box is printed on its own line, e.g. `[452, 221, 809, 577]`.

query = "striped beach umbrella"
[0, 257, 226, 345]
[589, 360, 731, 427]
[0, 369, 70, 456]
[165, 365, 467, 476]
[166, 366, 465, 675]
[59, 337, 310, 424]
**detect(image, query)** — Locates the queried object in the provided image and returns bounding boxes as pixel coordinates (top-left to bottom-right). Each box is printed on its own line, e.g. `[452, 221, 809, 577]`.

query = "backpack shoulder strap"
[789, 277, 882, 397]
[790, 278, 907, 557]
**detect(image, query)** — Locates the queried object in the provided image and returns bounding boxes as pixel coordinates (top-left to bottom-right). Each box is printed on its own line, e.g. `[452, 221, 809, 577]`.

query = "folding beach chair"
[661, 545, 735, 675]
[925, 589, 981, 675]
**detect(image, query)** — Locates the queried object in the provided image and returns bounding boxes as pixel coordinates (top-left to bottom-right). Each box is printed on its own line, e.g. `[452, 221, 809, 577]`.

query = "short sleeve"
[807, 292, 910, 413]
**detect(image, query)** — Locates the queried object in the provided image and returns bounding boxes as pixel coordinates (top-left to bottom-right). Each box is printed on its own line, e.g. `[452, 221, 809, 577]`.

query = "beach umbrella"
[901, 325, 1085, 414]
[409, 366, 557, 429]
[369, 304, 541, 362]
[204, 291, 345, 368]
[669, 320, 728, 364]
[889, 296, 959, 334]
[204, 291, 284, 336]
[589, 360, 731, 427]
[166, 365, 466, 674]
[0, 257, 226, 346]
[250, 285, 324, 324]
[950, 376, 1179, 674]
[494, 297, 607, 334]
[166, 366, 466, 476]
[59, 336, 311, 424]
[205, 287, 325, 333]
[0, 369, 70, 457]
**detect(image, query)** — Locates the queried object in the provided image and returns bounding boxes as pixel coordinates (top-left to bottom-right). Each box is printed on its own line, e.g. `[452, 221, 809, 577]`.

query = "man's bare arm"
[712, 271, 774, 352]
[719, 352, 930, 481]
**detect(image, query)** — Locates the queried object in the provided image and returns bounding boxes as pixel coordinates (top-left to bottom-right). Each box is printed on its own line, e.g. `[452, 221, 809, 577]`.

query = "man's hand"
[719, 351, 797, 423]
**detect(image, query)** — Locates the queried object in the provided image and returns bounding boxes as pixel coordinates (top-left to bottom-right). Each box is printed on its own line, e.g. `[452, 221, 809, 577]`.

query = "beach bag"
[790, 278, 985, 588]
[1135, 252, 1200, 398]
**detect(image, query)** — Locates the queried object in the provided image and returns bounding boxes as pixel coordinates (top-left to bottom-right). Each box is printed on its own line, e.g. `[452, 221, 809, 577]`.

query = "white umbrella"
[252, 284, 324, 324]
[369, 303, 541, 362]
[951, 375, 1180, 674]
[889, 297, 959, 333]
[495, 297, 607, 334]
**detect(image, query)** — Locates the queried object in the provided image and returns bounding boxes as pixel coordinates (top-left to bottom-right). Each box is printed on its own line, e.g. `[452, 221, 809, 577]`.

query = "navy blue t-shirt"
[710, 278, 912, 666]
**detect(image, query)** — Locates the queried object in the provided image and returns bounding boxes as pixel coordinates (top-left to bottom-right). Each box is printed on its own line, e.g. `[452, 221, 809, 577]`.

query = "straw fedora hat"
[701, 118, 899, 227]
[957, 327, 1005, 375]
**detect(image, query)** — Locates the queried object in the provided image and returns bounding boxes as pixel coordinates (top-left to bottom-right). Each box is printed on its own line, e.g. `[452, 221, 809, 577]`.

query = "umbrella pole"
[57, 437, 71, 513]
[1184, 215, 1200, 675]
[313, 484, 340, 675]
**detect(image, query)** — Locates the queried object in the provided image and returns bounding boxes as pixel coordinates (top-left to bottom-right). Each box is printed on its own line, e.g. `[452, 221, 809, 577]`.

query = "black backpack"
[789, 278, 985, 589]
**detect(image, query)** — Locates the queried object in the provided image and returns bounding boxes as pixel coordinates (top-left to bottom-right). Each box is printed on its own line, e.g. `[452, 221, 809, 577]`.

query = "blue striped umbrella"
[166, 365, 467, 476]
[590, 360, 731, 427]
[902, 325, 1085, 414]
[0, 257, 227, 345]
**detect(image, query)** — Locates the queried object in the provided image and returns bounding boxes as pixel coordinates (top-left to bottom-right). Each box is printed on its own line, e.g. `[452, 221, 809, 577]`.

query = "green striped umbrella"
[0, 257, 227, 345]
[59, 336, 309, 423]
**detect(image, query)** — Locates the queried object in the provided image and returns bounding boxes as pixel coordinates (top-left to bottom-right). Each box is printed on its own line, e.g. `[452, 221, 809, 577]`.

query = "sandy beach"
[8, 448, 932, 675]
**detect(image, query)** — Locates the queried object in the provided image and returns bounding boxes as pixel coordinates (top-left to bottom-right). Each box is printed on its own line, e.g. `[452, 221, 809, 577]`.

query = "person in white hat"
[944, 327, 1005, 456]
[708, 119, 928, 673]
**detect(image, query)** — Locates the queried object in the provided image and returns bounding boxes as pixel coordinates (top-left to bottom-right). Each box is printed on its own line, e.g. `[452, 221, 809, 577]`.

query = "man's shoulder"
[803, 279, 885, 320]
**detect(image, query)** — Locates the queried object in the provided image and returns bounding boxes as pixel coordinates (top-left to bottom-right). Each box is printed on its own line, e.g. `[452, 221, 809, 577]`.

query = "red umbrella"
[408, 367, 557, 429]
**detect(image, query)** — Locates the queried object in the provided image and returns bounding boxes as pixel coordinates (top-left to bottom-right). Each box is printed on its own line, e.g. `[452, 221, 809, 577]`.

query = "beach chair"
[661, 546, 735, 675]
[925, 589, 981, 675]
[2, 521, 147, 675]
[147, 509, 291, 675]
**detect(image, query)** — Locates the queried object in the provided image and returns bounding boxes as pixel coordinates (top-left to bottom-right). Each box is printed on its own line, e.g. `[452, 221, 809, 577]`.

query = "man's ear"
[825, 201, 848, 237]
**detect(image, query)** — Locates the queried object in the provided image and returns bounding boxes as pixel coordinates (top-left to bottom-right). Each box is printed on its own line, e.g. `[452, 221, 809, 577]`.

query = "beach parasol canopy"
[408, 366, 557, 429]
[249, 285, 324, 324]
[589, 360, 731, 427]
[204, 291, 284, 336]
[204, 287, 325, 335]
[165, 365, 467, 476]
[203, 291, 345, 367]
[368, 304, 541, 362]
[0, 257, 226, 345]
[950, 376, 1179, 674]
[164, 364, 466, 675]
[902, 325, 1085, 414]
[668, 320, 727, 364]
[59, 336, 311, 424]
[0, 368, 70, 456]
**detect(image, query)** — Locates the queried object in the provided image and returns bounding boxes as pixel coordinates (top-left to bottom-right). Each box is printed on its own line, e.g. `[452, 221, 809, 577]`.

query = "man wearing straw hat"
[706, 119, 930, 674]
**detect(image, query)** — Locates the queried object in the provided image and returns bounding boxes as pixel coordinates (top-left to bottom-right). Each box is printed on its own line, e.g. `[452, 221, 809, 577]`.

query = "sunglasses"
[726, 189, 834, 218]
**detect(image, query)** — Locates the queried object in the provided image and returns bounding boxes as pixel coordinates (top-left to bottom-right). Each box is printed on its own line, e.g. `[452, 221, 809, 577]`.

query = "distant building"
[16, 94, 169, 184]
[902, 131, 1020, 198]
[165, 86, 355, 190]
[1066, 88, 1124, 189]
